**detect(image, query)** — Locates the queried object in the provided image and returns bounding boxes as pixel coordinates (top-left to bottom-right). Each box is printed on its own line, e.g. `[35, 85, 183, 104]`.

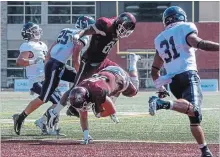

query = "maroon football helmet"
[114, 12, 136, 38]
[69, 87, 94, 112]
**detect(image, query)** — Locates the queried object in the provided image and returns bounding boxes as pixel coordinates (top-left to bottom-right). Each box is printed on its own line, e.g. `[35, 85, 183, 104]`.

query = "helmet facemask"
[116, 21, 134, 38]
[27, 24, 43, 40]
[78, 101, 94, 112]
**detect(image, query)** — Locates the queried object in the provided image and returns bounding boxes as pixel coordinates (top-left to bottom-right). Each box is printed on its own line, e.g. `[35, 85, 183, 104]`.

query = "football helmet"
[163, 6, 187, 27]
[75, 15, 96, 29]
[114, 12, 136, 38]
[69, 87, 94, 112]
[21, 22, 42, 41]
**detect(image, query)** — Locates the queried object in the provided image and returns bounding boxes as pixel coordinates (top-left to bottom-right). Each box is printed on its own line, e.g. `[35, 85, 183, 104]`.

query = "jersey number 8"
[160, 36, 180, 63]
[102, 40, 118, 54]
[57, 30, 72, 45]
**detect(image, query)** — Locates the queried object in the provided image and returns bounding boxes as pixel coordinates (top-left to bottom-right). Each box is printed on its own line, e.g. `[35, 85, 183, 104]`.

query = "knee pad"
[189, 110, 202, 124]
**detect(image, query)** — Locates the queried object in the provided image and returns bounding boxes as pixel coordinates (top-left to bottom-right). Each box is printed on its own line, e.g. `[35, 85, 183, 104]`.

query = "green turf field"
[1, 91, 219, 143]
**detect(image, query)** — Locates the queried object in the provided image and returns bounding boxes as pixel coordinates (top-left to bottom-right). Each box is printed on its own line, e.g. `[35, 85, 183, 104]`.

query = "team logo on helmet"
[69, 87, 94, 112]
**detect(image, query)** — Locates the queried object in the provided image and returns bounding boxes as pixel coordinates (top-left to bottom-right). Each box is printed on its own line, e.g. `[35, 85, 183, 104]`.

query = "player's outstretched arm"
[16, 51, 44, 67]
[16, 51, 31, 66]
[187, 33, 219, 51]
[79, 110, 89, 131]
[151, 51, 170, 98]
[151, 51, 164, 81]
[72, 41, 83, 72]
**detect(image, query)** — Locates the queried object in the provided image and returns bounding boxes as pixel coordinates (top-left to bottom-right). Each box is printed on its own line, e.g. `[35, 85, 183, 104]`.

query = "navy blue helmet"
[75, 15, 95, 29]
[163, 6, 187, 27]
[21, 22, 42, 41]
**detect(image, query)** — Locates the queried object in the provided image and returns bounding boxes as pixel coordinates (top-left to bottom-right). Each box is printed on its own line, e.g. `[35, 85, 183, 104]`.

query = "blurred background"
[1, 1, 219, 90]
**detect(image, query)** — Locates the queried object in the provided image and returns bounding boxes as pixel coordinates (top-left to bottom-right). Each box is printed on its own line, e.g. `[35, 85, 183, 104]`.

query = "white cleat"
[110, 114, 120, 124]
[148, 96, 159, 116]
[35, 119, 48, 135]
[47, 128, 66, 136]
[80, 135, 93, 145]
[128, 53, 141, 62]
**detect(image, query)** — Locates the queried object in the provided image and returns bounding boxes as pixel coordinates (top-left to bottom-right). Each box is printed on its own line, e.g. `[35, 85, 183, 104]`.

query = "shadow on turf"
[1, 139, 81, 145]
[1, 134, 67, 141]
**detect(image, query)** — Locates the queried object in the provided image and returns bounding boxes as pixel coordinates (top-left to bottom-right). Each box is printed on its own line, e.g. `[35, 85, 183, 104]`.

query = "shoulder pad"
[19, 42, 32, 52]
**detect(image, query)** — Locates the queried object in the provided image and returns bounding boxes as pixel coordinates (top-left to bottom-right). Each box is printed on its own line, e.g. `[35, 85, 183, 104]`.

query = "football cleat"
[128, 53, 141, 62]
[46, 109, 58, 129]
[110, 114, 120, 124]
[148, 96, 159, 116]
[12, 114, 23, 135]
[47, 128, 66, 136]
[35, 119, 48, 135]
[200, 146, 213, 157]
[80, 135, 93, 145]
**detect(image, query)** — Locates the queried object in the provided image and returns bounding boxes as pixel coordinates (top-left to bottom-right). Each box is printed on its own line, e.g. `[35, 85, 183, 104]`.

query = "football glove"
[153, 75, 172, 89]
[156, 86, 170, 98]
[69, 33, 80, 42]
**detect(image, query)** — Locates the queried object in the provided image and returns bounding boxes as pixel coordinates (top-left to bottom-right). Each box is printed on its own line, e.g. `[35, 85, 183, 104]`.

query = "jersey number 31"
[160, 36, 180, 63]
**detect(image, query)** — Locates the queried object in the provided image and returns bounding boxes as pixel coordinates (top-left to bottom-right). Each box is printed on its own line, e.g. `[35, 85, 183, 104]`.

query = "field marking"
[1, 112, 149, 124]
[1, 138, 219, 145]
[1, 107, 219, 117]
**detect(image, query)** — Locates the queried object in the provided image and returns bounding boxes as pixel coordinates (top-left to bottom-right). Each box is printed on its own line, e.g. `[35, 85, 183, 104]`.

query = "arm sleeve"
[19, 43, 32, 53]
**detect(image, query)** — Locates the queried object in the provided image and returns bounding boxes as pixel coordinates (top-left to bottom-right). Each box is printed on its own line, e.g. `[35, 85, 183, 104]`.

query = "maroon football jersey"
[78, 66, 138, 106]
[79, 71, 119, 106]
[82, 17, 119, 63]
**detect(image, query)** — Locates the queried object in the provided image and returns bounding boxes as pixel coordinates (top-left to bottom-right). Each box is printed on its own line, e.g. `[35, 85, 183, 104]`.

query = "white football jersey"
[155, 22, 198, 76]
[19, 41, 48, 86]
[50, 28, 90, 64]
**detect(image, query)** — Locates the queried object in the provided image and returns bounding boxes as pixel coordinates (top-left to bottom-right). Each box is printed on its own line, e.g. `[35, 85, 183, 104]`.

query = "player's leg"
[48, 59, 90, 125]
[127, 53, 140, 91]
[12, 81, 45, 135]
[35, 83, 61, 135]
[182, 72, 212, 157]
[13, 59, 63, 135]
[148, 71, 213, 156]
[60, 65, 77, 83]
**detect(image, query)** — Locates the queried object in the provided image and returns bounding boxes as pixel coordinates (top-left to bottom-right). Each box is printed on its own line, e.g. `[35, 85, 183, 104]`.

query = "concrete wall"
[109, 23, 219, 80]
[1, 1, 219, 87]
[1, 1, 8, 87]
[199, 1, 219, 22]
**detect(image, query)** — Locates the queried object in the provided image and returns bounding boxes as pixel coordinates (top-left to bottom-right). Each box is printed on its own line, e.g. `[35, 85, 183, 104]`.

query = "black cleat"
[201, 146, 213, 157]
[12, 114, 23, 135]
